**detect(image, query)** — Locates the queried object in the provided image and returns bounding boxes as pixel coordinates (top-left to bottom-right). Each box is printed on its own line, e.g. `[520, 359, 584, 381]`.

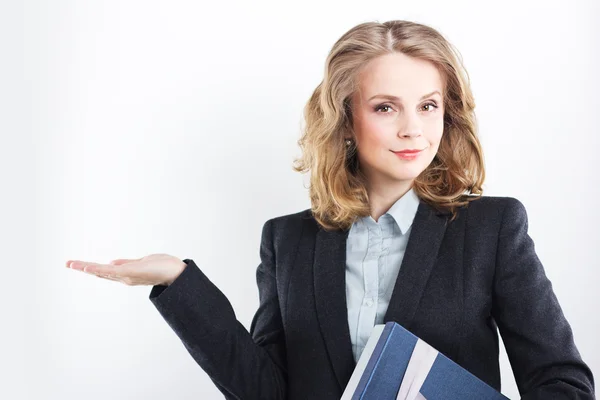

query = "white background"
[2, 0, 598, 399]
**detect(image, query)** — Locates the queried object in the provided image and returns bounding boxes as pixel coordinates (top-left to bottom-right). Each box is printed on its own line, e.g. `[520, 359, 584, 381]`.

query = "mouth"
[391, 148, 426, 161]
[391, 148, 426, 154]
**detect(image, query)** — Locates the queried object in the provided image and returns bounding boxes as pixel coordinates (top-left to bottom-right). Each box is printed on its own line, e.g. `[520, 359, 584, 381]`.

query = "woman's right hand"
[65, 253, 187, 286]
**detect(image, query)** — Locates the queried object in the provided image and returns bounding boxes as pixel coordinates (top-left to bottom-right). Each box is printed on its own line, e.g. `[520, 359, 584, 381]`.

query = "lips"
[392, 149, 423, 154]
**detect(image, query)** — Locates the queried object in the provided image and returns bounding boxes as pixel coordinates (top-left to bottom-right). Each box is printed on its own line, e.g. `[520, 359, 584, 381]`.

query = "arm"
[492, 198, 595, 399]
[149, 219, 287, 399]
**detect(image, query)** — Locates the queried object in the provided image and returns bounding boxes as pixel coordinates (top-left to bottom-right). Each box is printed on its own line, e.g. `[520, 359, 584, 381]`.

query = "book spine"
[352, 322, 395, 400]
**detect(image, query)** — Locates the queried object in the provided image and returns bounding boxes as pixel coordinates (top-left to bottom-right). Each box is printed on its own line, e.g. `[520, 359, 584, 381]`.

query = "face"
[349, 52, 445, 192]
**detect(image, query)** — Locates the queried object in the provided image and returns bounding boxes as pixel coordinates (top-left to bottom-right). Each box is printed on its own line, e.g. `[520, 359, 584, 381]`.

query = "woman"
[66, 20, 595, 399]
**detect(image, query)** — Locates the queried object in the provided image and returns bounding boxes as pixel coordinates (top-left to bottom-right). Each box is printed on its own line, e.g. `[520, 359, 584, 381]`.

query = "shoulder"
[259, 208, 313, 248]
[264, 196, 529, 226]
[265, 208, 312, 229]
[262, 196, 530, 237]
[455, 195, 532, 243]
[461, 194, 528, 220]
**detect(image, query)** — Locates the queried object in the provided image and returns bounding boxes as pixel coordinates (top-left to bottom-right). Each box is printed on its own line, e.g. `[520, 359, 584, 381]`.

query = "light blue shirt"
[345, 187, 421, 363]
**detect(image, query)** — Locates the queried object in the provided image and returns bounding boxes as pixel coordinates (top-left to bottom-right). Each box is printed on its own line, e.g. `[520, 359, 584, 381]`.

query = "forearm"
[150, 259, 287, 399]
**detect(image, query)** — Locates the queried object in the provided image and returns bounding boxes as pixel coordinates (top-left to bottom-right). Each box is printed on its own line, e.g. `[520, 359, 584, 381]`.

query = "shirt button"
[365, 298, 374, 307]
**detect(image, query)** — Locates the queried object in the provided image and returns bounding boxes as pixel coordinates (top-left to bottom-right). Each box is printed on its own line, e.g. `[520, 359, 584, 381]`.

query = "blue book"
[341, 322, 509, 400]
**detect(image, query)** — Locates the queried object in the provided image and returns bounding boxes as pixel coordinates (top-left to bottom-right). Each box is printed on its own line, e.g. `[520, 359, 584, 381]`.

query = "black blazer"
[149, 195, 595, 399]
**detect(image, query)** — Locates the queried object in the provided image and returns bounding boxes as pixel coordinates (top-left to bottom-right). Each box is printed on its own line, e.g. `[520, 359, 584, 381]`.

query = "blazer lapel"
[383, 200, 450, 327]
[312, 199, 450, 392]
[313, 223, 354, 392]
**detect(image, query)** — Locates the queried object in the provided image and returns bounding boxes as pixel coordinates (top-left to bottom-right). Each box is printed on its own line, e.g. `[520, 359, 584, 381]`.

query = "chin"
[381, 169, 423, 182]
[391, 174, 422, 182]
[392, 163, 428, 179]
[364, 159, 429, 183]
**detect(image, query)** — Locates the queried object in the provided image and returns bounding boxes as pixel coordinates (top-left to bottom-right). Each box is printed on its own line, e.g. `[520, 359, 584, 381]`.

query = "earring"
[345, 139, 352, 146]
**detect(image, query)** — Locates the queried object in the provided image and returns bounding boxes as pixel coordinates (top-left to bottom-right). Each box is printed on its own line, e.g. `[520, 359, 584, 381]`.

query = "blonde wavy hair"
[292, 20, 485, 231]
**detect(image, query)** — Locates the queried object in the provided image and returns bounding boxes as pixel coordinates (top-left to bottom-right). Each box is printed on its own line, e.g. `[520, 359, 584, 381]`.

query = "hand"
[66, 253, 187, 286]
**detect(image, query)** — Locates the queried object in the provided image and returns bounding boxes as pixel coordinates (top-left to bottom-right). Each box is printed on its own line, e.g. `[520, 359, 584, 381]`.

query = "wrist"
[164, 259, 187, 286]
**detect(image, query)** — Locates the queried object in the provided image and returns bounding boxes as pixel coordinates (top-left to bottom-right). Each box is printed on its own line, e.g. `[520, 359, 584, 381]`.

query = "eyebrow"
[367, 90, 442, 102]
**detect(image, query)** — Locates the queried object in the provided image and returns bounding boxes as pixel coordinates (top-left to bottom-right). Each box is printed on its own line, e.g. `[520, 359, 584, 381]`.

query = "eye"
[374, 102, 439, 114]
[422, 102, 438, 112]
[374, 104, 394, 113]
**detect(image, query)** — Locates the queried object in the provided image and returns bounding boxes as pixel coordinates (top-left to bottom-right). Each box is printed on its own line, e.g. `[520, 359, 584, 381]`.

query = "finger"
[67, 259, 138, 270]
[110, 258, 141, 266]
[82, 263, 120, 278]
[67, 260, 88, 270]
[69, 260, 105, 272]
[75, 265, 127, 283]
[93, 273, 121, 282]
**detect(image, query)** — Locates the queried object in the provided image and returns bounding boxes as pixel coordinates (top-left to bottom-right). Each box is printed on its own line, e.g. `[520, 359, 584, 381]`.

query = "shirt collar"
[384, 187, 421, 235]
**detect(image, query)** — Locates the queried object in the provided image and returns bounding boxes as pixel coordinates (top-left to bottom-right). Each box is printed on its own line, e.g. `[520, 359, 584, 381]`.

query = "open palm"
[66, 253, 186, 286]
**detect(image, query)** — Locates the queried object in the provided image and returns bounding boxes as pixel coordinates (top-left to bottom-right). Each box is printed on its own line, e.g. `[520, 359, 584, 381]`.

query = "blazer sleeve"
[148, 218, 287, 399]
[492, 197, 595, 399]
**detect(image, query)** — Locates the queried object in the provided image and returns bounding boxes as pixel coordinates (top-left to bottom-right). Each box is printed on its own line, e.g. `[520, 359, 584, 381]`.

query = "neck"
[367, 179, 414, 222]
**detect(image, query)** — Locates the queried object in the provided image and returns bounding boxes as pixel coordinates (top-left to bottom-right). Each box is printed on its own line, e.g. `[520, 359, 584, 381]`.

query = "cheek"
[357, 116, 393, 148]
[425, 117, 444, 145]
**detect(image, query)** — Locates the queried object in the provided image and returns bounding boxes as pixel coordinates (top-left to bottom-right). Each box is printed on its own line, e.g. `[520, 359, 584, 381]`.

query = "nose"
[397, 111, 423, 138]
